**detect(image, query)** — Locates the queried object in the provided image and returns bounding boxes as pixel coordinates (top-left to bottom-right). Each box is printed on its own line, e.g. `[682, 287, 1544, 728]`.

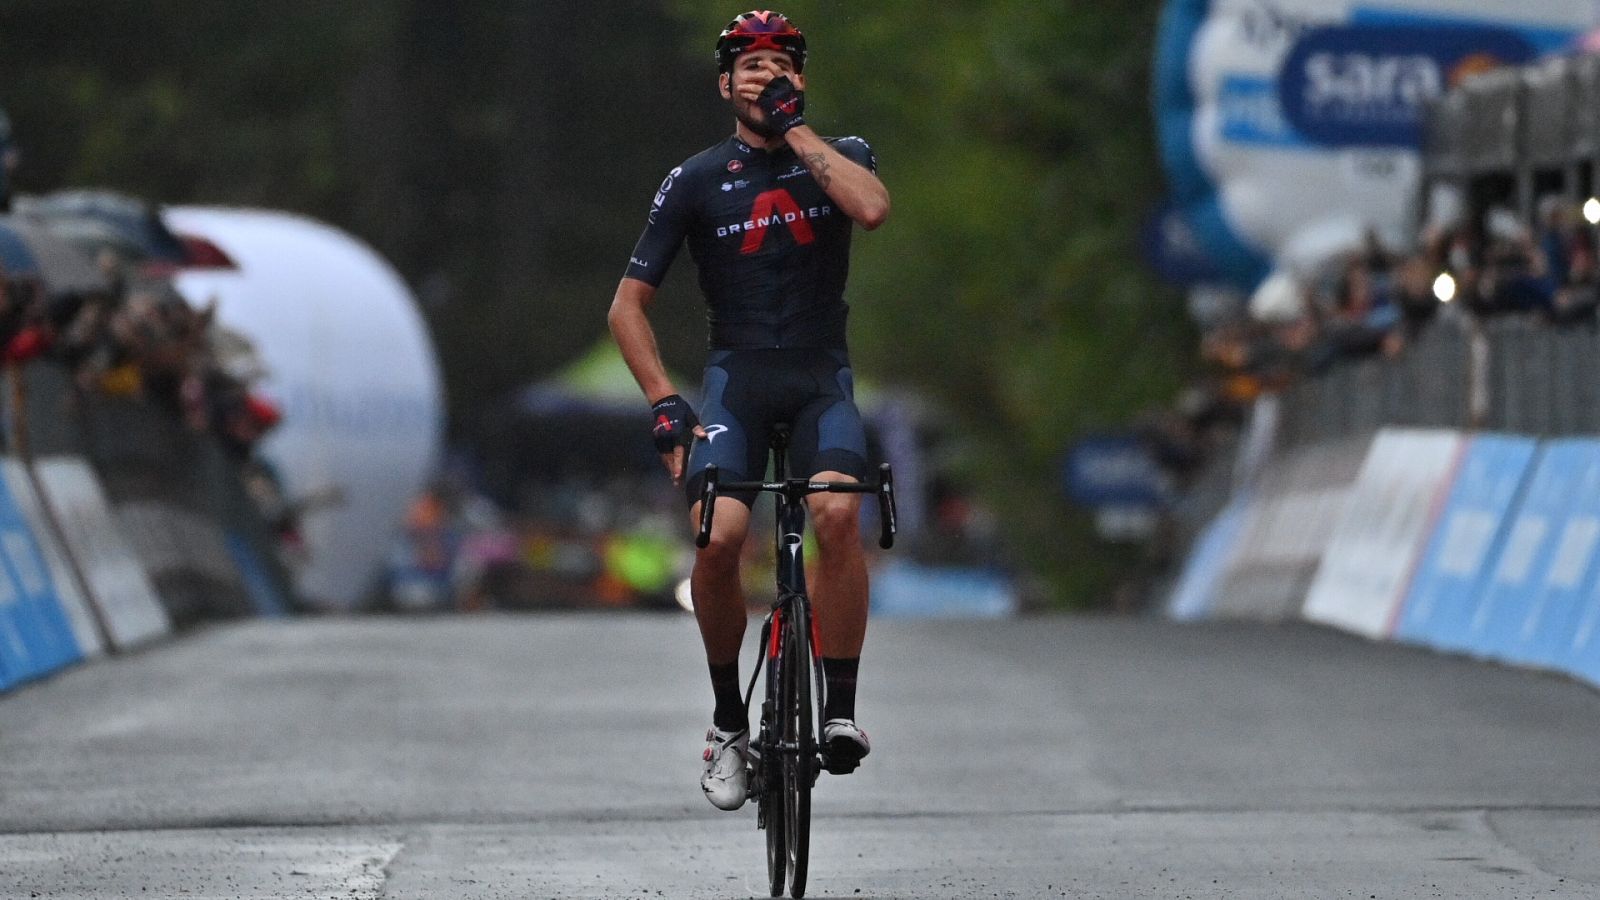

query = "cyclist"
[607, 10, 890, 811]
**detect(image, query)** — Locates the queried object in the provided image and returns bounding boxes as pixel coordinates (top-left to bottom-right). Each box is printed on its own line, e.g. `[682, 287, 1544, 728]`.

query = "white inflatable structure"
[1157, 0, 1599, 288]
[166, 208, 444, 609]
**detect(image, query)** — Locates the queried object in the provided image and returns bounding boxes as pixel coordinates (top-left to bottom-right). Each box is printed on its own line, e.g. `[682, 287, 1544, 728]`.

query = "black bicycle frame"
[691, 429, 895, 899]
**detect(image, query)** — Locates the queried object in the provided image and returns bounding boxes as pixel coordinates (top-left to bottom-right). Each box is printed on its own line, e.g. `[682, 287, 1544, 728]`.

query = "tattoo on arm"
[803, 152, 832, 189]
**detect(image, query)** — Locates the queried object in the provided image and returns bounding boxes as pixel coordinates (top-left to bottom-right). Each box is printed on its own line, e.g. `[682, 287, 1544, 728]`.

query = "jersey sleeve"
[623, 164, 694, 287]
[830, 136, 878, 175]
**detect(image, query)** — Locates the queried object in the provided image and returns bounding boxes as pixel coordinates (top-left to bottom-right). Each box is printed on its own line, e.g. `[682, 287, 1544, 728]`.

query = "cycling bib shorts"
[684, 347, 868, 507]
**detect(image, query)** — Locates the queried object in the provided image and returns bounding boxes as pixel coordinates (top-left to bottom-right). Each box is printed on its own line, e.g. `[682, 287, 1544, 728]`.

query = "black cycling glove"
[758, 76, 806, 135]
[650, 394, 699, 454]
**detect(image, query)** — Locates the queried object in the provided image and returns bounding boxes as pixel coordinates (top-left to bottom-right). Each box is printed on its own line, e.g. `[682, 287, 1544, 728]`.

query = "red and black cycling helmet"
[715, 10, 807, 74]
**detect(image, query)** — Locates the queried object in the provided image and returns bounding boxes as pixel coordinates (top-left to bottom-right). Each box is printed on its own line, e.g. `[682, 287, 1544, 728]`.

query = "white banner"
[32, 457, 169, 650]
[1304, 428, 1465, 638]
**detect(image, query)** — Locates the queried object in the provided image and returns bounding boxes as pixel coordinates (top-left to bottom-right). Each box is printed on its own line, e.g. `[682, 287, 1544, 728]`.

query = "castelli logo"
[727, 160, 744, 173]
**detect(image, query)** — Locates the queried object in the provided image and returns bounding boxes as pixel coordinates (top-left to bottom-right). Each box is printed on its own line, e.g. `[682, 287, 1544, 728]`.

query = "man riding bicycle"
[607, 10, 890, 811]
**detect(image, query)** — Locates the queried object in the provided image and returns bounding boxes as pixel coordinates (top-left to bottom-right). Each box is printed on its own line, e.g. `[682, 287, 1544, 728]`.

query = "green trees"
[0, 1, 1191, 605]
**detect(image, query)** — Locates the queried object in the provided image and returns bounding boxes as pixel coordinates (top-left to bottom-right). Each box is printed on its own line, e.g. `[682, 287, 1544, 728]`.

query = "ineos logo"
[649, 166, 683, 225]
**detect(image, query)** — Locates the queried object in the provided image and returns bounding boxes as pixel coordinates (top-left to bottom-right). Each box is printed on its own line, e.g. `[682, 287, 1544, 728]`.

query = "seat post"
[770, 424, 791, 480]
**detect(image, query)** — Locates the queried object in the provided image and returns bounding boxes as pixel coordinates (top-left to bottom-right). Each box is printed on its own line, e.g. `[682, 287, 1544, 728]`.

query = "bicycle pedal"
[821, 755, 859, 776]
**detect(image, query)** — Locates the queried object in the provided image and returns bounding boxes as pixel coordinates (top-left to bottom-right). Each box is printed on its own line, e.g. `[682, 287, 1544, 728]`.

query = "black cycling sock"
[709, 660, 747, 733]
[822, 656, 859, 722]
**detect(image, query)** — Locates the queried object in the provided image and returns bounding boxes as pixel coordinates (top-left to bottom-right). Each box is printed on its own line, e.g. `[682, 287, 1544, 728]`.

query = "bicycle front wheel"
[782, 599, 814, 898]
[763, 623, 786, 898]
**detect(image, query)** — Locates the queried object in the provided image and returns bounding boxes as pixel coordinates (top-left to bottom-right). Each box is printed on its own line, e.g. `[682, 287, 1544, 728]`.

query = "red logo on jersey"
[740, 189, 816, 255]
[727, 159, 744, 173]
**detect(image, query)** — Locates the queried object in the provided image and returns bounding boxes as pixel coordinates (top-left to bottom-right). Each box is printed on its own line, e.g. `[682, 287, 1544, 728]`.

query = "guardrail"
[0, 361, 297, 692]
[1173, 314, 1600, 688]
[1277, 316, 1600, 449]
[1425, 53, 1600, 222]
[1173, 424, 1600, 690]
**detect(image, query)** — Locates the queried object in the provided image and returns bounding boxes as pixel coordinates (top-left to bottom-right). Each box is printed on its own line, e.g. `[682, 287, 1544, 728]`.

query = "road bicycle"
[695, 425, 897, 899]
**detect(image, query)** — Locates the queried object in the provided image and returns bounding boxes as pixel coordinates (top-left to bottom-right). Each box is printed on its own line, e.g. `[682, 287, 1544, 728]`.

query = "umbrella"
[13, 190, 187, 264]
[0, 216, 109, 295]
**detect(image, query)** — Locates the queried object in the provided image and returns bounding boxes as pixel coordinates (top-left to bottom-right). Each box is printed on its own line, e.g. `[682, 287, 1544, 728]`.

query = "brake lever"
[877, 463, 897, 550]
[696, 465, 720, 548]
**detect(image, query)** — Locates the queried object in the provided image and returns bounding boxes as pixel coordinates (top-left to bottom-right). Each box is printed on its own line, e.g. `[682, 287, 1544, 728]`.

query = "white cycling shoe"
[822, 718, 870, 773]
[700, 727, 749, 811]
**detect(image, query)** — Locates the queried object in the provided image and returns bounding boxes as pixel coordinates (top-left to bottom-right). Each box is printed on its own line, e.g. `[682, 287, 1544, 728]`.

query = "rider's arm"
[613, 163, 696, 404]
[608, 277, 677, 405]
[784, 128, 889, 230]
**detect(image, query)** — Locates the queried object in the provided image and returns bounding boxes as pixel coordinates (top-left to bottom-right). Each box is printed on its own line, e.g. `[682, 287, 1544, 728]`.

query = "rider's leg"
[806, 481, 868, 658]
[688, 496, 753, 730]
[807, 481, 872, 764]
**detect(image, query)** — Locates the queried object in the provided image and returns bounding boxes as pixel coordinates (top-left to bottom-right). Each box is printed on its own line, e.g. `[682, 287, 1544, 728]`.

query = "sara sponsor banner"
[1303, 428, 1464, 639]
[1154, 0, 1595, 287]
[32, 456, 169, 650]
[1279, 24, 1537, 147]
[1392, 435, 1538, 650]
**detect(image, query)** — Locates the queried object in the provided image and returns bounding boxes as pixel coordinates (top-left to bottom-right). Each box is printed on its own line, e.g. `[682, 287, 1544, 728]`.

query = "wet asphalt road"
[1, 613, 1599, 898]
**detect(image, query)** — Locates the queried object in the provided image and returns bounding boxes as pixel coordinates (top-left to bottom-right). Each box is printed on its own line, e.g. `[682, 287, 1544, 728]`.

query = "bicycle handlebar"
[694, 463, 898, 550]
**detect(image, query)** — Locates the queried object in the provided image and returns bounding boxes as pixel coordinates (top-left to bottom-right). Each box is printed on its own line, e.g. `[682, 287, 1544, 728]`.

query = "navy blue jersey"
[624, 135, 877, 350]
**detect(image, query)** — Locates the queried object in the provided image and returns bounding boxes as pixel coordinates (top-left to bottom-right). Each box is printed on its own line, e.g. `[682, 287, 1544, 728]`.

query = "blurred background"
[0, 0, 1594, 642]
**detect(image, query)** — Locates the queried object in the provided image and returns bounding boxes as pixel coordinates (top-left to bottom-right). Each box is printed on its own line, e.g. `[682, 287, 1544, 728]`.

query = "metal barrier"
[18, 363, 296, 627]
[1277, 316, 1600, 449]
[1425, 52, 1600, 217]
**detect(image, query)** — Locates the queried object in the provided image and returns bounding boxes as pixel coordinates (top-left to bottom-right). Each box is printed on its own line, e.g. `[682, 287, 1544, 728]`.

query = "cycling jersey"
[624, 135, 878, 350]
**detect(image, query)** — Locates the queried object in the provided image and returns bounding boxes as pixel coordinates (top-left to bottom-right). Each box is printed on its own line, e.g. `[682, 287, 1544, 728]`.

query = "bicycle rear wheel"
[782, 599, 814, 898]
[763, 618, 786, 897]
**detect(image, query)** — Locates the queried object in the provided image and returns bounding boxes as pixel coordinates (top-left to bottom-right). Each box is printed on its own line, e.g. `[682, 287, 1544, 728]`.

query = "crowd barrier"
[0, 362, 297, 693]
[1276, 317, 1600, 450]
[1171, 421, 1600, 690]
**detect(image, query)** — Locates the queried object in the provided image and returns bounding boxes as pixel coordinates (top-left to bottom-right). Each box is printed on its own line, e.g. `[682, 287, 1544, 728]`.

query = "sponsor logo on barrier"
[1546, 518, 1600, 591]
[1394, 436, 1539, 650]
[1492, 517, 1549, 586]
[1435, 510, 1498, 578]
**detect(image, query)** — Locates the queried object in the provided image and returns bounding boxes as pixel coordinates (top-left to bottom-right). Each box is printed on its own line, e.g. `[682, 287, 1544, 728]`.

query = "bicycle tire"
[784, 600, 814, 898]
[764, 620, 786, 898]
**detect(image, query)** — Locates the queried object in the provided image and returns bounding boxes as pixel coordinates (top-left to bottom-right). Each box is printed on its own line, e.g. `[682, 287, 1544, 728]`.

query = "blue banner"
[1568, 571, 1600, 686]
[1168, 497, 1251, 621]
[1394, 435, 1537, 650]
[224, 532, 289, 618]
[0, 469, 83, 687]
[1505, 442, 1600, 667]
[1063, 436, 1173, 509]
[1279, 24, 1536, 148]
[1460, 441, 1594, 662]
